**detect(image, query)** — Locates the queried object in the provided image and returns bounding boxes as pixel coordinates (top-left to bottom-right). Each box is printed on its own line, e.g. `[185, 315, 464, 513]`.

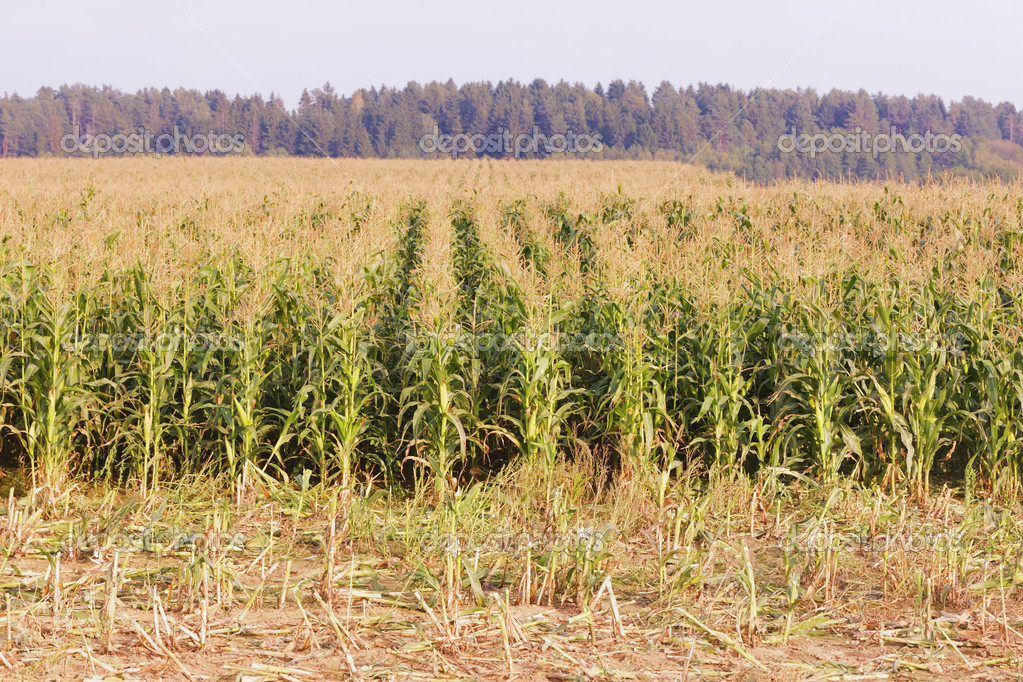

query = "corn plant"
[210, 262, 274, 503]
[166, 276, 219, 475]
[691, 307, 759, 474]
[120, 267, 176, 497]
[500, 293, 580, 509]
[776, 298, 860, 483]
[597, 287, 677, 480]
[8, 265, 90, 490]
[962, 287, 1023, 498]
[274, 297, 382, 489]
[450, 204, 504, 453]
[546, 195, 597, 274]
[858, 292, 913, 488]
[399, 319, 476, 505]
[659, 197, 695, 240]
[500, 198, 549, 275]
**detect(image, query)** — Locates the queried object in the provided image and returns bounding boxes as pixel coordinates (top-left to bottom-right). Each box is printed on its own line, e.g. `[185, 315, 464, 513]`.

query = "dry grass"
[2, 468, 1023, 679]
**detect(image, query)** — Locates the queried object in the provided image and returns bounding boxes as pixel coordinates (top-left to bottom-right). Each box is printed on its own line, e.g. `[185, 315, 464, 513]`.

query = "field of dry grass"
[1, 159, 1023, 679]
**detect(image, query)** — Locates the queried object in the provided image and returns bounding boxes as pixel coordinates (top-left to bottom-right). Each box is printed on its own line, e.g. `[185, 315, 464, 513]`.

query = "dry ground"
[3, 471, 1023, 681]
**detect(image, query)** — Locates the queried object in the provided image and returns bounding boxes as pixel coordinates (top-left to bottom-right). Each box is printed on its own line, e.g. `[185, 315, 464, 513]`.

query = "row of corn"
[0, 192, 1022, 501]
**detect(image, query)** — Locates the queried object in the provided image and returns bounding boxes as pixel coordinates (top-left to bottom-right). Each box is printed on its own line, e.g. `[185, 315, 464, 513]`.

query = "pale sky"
[5, 0, 1020, 108]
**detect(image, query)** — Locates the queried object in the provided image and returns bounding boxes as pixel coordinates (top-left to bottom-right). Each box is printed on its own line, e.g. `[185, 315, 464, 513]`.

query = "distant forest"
[2, 80, 1022, 182]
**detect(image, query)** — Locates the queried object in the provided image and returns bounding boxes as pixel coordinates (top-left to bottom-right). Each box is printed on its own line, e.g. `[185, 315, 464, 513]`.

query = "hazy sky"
[5, 0, 1019, 108]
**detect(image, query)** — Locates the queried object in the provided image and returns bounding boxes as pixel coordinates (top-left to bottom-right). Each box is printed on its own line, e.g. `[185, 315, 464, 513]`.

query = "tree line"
[1, 80, 1021, 181]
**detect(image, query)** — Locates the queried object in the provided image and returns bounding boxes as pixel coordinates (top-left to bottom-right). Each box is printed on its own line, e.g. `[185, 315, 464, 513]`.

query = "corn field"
[1, 158, 1023, 502]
